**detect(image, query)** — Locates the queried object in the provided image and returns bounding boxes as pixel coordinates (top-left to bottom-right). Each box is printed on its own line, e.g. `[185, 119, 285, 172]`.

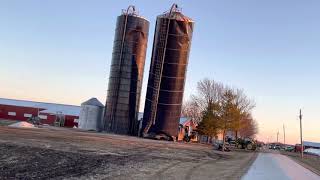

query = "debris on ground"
[8, 121, 35, 128]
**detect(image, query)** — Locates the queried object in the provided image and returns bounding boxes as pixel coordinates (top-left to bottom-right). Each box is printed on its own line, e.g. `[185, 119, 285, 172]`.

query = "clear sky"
[1, 0, 319, 144]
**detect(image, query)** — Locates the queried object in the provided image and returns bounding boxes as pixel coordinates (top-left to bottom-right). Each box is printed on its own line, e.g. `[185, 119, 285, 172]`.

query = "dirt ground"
[282, 151, 320, 176]
[0, 126, 257, 180]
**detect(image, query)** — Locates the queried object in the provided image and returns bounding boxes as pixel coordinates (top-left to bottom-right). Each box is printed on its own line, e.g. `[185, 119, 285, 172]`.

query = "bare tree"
[181, 100, 202, 124]
[189, 78, 258, 149]
[235, 89, 255, 114]
[233, 89, 256, 139]
[190, 78, 224, 142]
[191, 78, 224, 112]
[220, 88, 239, 151]
[239, 114, 258, 138]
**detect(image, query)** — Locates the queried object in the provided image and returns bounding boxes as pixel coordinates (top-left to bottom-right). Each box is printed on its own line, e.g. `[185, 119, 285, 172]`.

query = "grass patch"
[0, 119, 18, 126]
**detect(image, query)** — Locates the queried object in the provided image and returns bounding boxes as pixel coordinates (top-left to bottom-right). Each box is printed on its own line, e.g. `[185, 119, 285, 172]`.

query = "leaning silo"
[104, 6, 149, 135]
[142, 4, 194, 140]
[78, 98, 104, 131]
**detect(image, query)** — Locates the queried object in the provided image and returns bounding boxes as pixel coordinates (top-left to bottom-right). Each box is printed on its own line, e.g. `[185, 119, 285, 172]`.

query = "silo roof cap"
[158, 11, 193, 22]
[121, 5, 149, 21]
[158, 4, 193, 22]
[81, 98, 104, 107]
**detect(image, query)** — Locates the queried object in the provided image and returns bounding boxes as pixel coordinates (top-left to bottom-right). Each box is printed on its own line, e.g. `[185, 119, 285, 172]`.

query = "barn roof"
[179, 117, 190, 125]
[0, 98, 40, 108]
[39, 105, 80, 116]
[304, 141, 320, 148]
[0, 98, 81, 116]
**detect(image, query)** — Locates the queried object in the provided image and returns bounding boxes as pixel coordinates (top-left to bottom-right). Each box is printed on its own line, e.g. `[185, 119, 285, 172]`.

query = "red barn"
[0, 98, 80, 127]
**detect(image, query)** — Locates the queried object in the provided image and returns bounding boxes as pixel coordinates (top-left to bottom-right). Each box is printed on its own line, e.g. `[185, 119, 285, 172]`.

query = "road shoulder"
[282, 151, 320, 176]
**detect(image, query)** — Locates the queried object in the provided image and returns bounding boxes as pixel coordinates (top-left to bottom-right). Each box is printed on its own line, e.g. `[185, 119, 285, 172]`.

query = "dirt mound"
[8, 121, 35, 128]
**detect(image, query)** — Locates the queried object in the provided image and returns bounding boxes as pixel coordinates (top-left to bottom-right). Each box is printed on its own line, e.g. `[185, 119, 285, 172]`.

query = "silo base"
[142, 132, 175, 141]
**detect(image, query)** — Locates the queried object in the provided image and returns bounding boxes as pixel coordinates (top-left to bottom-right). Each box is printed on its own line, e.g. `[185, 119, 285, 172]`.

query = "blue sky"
[1, 0, 319, 144]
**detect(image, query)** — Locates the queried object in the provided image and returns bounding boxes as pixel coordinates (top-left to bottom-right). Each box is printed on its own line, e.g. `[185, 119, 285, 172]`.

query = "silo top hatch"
[157, 4, 194, 22]
[121, 5, 148, 21]
[81, 98, 104, 107]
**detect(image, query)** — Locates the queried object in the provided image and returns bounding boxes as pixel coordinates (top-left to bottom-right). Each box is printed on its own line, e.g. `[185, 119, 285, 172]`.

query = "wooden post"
[222, 130, 226, 152]
[299, 109, 304, 158]
[283, 124, 286, 146]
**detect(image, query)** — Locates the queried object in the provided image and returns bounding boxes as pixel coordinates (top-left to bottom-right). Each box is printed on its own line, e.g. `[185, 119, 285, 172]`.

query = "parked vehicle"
[236, 138, 257, 151]
[269, 144, 275, 149]
[268, 143, 282, 150]
[285, 146, 294, 152]
[295, 144, 303, 152]
[213, 141, 231, 152]
[27, 116, 41, 125]
[274, 144, 281, 150]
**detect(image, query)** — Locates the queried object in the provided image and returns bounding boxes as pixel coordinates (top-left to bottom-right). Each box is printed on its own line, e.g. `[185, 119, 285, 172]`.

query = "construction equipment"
[236, 138, 257, 151]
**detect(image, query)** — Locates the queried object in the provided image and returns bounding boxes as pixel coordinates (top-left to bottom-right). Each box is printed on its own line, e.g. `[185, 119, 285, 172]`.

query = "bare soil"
[0, 126, 257, 180]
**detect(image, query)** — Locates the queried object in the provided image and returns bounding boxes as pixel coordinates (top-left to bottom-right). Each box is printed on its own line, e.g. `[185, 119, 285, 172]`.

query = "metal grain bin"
[78, 98, 104, 131]
[104, 6, 149, 135]
[142, 4, 194, 140]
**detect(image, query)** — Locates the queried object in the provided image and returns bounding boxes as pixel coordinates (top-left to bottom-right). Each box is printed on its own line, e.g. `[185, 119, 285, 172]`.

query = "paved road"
[242, 153, 320, 180]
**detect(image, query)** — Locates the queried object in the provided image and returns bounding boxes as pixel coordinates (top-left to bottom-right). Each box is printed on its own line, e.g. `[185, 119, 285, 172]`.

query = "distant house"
[198, 131, 236, 144]
[177, 117, 198, 142]
[0, 98, 80, 127]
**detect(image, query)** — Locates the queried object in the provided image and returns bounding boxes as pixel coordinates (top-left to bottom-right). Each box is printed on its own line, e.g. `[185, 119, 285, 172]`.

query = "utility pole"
[277, 130, 279, 143]
[283, 124, 286, 146]
[299, 109, 304, 158]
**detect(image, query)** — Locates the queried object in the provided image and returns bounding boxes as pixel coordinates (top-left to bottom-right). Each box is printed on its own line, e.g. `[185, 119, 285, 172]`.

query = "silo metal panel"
[104, 11, 149, 136]
[142, 10, 194, 139]
[78, 98, 104, 131]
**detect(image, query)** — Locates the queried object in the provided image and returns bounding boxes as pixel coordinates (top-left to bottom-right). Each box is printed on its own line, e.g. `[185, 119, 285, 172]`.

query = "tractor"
[236, 138, 257, 151]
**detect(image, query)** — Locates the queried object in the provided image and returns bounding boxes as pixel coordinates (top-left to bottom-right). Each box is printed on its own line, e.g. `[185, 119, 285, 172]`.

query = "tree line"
[182, 78, 258, 147]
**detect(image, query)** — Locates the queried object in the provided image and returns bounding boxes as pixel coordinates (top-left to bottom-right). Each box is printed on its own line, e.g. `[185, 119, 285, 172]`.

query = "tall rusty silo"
[142, 4, 194, 140]
[104, 6, 149, 135]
